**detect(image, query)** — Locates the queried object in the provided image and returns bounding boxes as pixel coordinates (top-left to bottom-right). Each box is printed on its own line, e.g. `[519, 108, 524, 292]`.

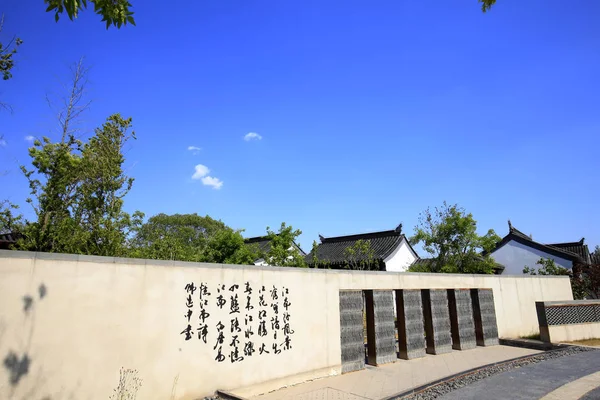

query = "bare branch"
[59, 57, 92, 142]
[45, 57, 92, 142]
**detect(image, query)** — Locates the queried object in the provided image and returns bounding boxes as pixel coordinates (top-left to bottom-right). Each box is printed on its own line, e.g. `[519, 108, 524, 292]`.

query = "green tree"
[18, 57, 91, 251]
[479, 0, 496, 12]
[19, 114, 141, 256]
[572, 263, 600, 300]
[0, 15, 22, 83]
[128, 213, 228, 261]
[523, 258, 569, 276]
[0, 200, 21, 236]
[128, 213, 260, 265]
[1, 15, 23, 112]
[524, 257, 592, 300]
[308, 240, 330, 269]
[204, 228, 259, 265]
[75, 114, 142, 256]
[343, 239, 378, 270]
[44, 0, 135, 28]
[263, 222, 306, 268]
[408, 201, 501, 274]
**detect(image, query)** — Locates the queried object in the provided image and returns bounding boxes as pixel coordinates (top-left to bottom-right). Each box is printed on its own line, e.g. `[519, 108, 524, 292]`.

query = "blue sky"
[1, 0, 599, 253]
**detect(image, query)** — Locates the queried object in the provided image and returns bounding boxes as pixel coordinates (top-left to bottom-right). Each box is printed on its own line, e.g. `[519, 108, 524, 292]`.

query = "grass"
[521, 333, 541, 341]
[565, 338, 600, 347]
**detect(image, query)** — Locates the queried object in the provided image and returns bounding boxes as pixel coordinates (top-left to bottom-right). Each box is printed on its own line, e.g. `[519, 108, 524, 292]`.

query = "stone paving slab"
[438, 349, 600, 400]
[234, 346, 539, 400]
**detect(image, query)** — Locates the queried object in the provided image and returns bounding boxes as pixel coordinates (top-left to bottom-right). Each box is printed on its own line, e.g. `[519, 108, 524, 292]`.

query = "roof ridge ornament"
[318, 234, 325, 243]
[508, 219, 513, 231]
[394, 223, 403, 234]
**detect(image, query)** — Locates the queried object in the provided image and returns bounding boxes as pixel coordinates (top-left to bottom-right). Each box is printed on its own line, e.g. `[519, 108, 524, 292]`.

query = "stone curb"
[380, 349, 563, 400]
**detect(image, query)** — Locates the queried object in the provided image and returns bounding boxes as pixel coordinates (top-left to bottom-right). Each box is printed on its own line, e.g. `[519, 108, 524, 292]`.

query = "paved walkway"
[438, 349, 600, 400]
[540, 371, 600, 400]
[233, 346, 540, 400]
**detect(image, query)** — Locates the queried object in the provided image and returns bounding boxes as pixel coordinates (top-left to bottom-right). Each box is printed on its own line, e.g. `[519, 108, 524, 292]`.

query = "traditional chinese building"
[305, 224, 419, 272]
[244, 235, 306, 266]
[488, 221, 592, 275]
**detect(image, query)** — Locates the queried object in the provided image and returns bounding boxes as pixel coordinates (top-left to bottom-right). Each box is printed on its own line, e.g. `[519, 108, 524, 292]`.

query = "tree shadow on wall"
[3, 352, 31, 385]
[2, 283, 48, 394]
[2, 282, 80, 400]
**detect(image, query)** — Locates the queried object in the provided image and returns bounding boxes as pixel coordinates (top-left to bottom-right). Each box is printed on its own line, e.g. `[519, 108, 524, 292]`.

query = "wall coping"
[0, 249, 571, 280]
[538, 300, 600, 307]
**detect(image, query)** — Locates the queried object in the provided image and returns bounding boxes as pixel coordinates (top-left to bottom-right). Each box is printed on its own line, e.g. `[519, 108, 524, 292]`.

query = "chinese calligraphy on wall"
[181, 282, 294, 363]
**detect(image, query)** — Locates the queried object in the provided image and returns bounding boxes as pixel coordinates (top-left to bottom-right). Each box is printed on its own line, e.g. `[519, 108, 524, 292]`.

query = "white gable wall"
[254, 245, 300, 266]
[383, 238, 417, 272]
[491, 239, 573, 275]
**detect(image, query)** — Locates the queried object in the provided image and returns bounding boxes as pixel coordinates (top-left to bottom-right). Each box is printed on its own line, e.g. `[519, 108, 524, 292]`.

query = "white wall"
[383, 238, 417, 272]
[254, 245, 300, 266]
[0, 250, 573, 400]
[491, 240, 573, 275]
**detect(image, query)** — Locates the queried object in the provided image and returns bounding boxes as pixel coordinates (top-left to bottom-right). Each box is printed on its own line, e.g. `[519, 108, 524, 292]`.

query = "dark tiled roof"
[305, 224, 414, 268]
[244, 236, 273, 254]
[411, 258, 434, 267]
[490, 221, 589, 265]
[591, 251, 600, 265]
[244, 235, 306, 256]
[0, 232, 20, 249]
[547, 239, 591, 265]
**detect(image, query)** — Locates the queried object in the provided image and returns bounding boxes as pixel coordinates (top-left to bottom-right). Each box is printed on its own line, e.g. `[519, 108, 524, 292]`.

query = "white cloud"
[244, 132, 262, 141]
[25, 135, 35, 142]
[191, 164, 223, 189]
[192, 164, 210, 180]
[187, 145, 201, 154]
[0, 139, 6, 147]
[201, 176, 223, 190]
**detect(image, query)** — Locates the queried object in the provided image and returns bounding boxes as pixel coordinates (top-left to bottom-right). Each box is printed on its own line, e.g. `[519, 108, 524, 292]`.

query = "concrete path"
[580, 385, 600, 400]
[539, 371, 600, 400]
[234, 346, 540, 400]
[438, 349, 600, 400]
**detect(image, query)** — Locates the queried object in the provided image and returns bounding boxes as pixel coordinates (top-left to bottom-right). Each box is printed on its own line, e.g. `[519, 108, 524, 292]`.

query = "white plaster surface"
[0, 250, 573, 399]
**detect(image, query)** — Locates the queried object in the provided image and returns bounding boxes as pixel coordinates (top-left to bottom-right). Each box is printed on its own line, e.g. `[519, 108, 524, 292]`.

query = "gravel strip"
[394, 346, 598, 400]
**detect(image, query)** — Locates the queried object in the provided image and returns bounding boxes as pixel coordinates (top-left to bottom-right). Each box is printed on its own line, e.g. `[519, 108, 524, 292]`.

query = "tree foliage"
[44, 0, 135, 28]
[128, 213, 258, 264]
[523, 257, 569, 276]
[19, 114, 141, 256]
[204, 228, 259, 265]
[479, 0, 497, 12]
[343, 239, 378, 270]
[308, 240, 331, 269]
[263, 222, 306, 268]
[408, 201, 501, 274]
[523, 257, 599, 300]
[0, 15, 22, 83]
[572, 262, 600, 300]
[0, 200, 21, 236]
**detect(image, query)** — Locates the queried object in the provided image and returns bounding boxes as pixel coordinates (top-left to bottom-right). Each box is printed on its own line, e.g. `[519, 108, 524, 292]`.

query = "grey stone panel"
[422, 289, 452, 355]
[372, 290, 397, 365]
[339, 290, 365, 373]
[396, 289, 426, 360]
[471, 288, 499, 346]
[448, 289, 477, 350]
